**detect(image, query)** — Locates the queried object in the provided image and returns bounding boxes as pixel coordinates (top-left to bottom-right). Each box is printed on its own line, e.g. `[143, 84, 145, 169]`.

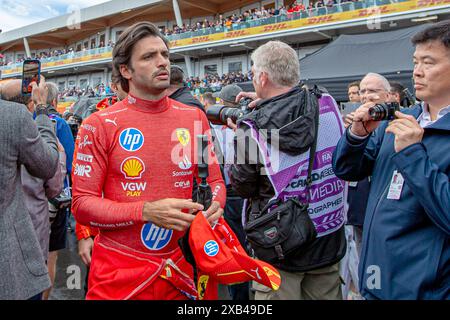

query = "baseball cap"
[213, 84, 242, 104]
[188, 213, 281, 290]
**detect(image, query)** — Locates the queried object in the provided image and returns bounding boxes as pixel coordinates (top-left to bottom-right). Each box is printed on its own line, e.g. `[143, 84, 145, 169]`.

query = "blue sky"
[0, 0, 111, 32]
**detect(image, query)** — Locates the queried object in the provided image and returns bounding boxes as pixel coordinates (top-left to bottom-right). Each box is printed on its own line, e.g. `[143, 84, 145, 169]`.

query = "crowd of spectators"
[186, 71, 252, 92]
[58, 83, 111, 99]
[162, 0, 364, 37]
[55, 70, 252, 100]
[0, 40, 115, 66]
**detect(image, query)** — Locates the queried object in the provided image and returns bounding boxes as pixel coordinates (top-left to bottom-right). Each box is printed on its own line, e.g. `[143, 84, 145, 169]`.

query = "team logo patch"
[121, 157, 145, 179]
[204, 240, 219, 257]
[119, 128, 144, 152]
[176, 128, 190, 146]
[197, 275, 209, 300]
[141, 223, 173, 251]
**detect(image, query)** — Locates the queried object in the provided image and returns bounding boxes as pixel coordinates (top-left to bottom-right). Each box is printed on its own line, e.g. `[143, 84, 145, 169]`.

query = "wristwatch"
[35, 103, 49, 116]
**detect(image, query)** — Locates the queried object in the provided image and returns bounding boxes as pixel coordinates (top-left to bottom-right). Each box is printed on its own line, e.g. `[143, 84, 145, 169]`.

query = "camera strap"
[303, 89, 319, 204]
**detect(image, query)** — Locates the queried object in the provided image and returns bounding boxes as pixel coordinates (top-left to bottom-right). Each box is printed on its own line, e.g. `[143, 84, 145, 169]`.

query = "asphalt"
[49, 216, 88, 300]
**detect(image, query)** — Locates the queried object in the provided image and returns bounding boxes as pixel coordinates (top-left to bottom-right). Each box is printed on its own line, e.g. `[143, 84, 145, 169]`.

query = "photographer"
[230, 41, 346, 300]
[340, 73, 391, 300]
[332, 21, 450, 299]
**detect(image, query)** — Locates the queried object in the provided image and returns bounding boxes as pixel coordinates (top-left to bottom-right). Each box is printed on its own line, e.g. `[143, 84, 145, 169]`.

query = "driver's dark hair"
[112, 22, 169, 93]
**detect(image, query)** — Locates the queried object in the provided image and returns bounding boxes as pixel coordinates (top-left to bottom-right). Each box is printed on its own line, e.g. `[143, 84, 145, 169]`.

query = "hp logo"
[141, 223, 173, 250]
[119, 128, 144, 152]
[204, 240, 219, 257]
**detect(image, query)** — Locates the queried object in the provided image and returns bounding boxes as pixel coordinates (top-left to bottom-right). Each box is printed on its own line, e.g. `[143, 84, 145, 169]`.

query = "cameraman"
[332, 21, 450, 299]
[345, 72, 390, 250]
[230, 41, 346, 300]
[340, 73, 391, 299]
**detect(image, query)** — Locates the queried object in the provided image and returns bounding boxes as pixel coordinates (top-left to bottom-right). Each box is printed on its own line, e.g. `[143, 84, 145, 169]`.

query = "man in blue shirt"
[332, 21, 450, 299]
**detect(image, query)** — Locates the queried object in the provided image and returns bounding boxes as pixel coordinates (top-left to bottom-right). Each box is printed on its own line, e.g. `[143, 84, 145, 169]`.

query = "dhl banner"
[1, 0, 449, 76]
[169, 0, 450, 47]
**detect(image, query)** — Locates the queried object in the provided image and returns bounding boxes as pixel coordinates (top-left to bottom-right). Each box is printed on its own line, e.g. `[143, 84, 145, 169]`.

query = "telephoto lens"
[368, 102, 400, 121]
[206, 103, 252, 125]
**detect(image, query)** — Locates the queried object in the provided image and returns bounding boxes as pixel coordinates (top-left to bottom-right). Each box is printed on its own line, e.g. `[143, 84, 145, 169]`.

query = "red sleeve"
[195, 110, 226, 209]
[71, 114, 145, 230]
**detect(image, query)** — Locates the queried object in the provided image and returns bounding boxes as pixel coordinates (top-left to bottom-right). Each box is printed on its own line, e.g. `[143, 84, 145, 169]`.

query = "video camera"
[369, 102, 400, 121]
[206, 98, 253, 125]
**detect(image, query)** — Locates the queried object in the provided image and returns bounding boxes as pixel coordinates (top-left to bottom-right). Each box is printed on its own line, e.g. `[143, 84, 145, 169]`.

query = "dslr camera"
[206, 98, 253, 125]
[369, 102, 400, 121]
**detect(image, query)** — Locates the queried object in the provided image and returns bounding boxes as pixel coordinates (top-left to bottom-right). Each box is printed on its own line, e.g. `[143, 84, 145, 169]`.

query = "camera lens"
[220, 108, 245, 125]
[206, 105, 226, 125]
[206, 105, 249, 125]
[368, 103, 399, 121]
[369, 104, 387, 121]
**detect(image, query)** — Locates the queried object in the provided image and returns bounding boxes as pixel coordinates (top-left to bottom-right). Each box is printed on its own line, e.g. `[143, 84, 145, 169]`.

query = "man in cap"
[213, 84, 243, 108]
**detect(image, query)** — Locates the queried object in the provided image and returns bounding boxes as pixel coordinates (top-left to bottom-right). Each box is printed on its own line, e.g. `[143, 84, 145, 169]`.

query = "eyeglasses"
[359, 88, 386, 95]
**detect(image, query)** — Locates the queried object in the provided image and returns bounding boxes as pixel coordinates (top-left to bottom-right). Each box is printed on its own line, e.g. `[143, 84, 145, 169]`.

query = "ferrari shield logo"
[197, 275, 209, 300]
[176, 128, 190, 146]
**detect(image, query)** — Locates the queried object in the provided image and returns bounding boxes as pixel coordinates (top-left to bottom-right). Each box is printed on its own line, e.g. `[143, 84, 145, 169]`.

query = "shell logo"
[120, 157, 145, 180]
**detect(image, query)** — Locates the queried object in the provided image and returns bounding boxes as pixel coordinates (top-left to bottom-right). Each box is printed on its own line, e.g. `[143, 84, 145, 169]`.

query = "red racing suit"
[71, 94, 226, 300]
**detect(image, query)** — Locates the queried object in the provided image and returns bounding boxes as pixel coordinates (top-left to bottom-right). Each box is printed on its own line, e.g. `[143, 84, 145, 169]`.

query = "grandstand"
[1, 0, 449, 101]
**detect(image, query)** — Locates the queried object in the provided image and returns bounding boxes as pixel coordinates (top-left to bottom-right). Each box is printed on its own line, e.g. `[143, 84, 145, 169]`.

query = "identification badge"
[387, 170, 404, 200]
[349, 181, 358, 187]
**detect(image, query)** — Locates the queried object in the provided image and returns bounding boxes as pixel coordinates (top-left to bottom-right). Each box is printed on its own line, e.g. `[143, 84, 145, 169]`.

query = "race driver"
[71, 21, 226, 300]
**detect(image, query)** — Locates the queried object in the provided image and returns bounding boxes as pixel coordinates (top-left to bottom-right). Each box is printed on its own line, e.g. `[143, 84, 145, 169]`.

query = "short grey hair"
[46, 82, 59, 106]
[362, 73, 391, 92]
[251, 41, 300, 87]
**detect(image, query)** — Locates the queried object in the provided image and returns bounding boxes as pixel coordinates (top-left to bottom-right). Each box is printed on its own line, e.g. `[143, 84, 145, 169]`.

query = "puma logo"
[105, 117, 117, 126]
